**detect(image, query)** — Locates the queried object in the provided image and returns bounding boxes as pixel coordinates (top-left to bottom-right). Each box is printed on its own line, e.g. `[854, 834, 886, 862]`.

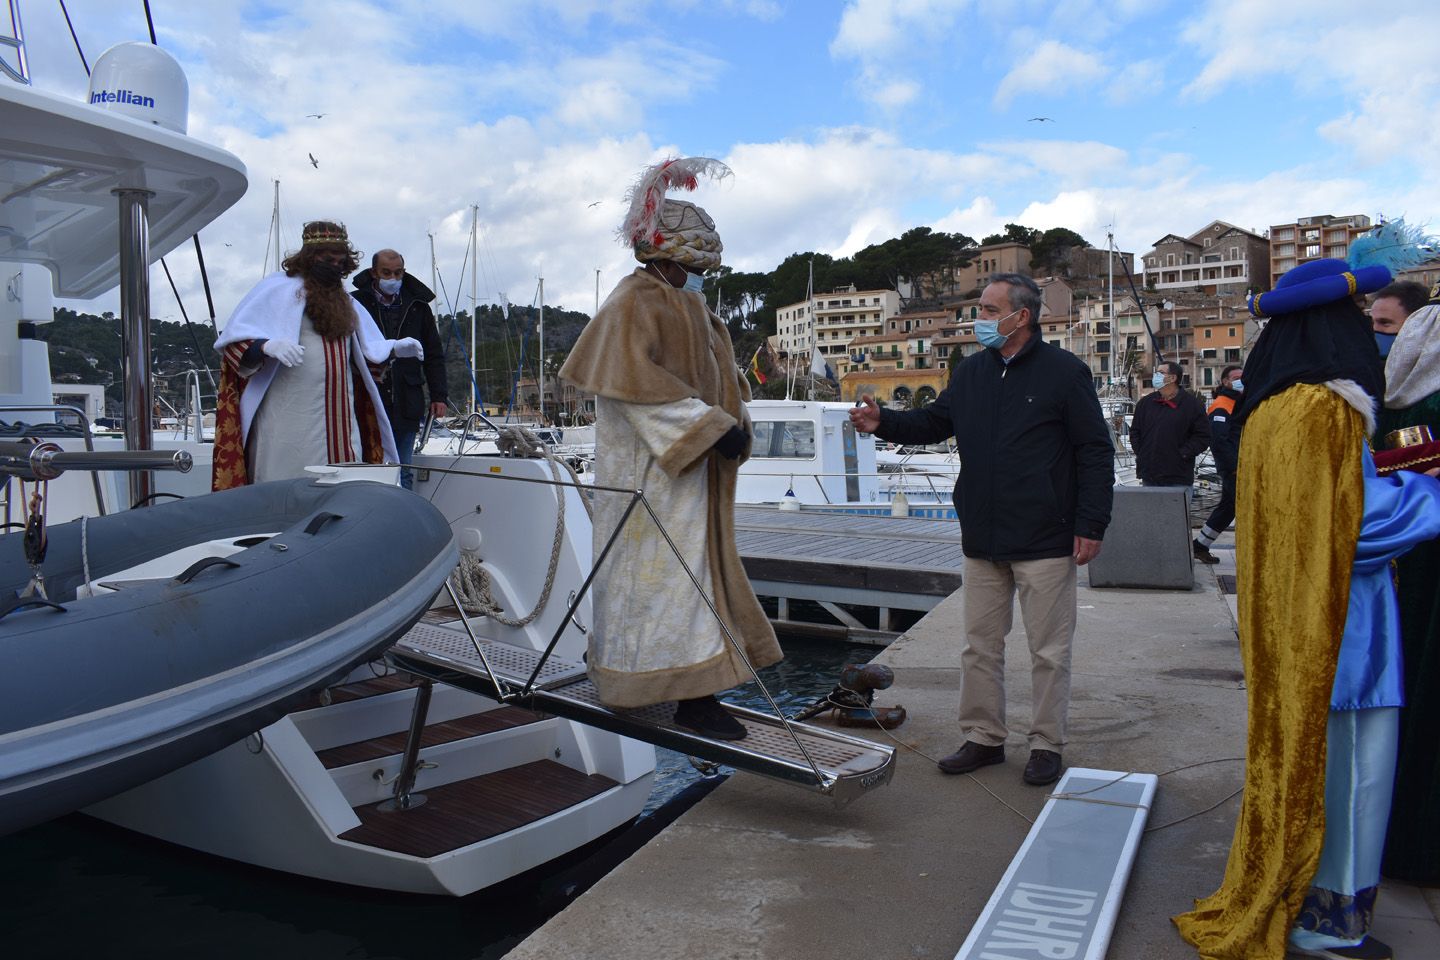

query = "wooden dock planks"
[734, 506, 964, 598]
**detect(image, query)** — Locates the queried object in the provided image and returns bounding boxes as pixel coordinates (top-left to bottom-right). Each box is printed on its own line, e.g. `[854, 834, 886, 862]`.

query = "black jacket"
[874, 335, 1114, 562]
[1205, 387, 1243, 475]
[351, 270, 448, 427]
[1130, 386, 1209, 485]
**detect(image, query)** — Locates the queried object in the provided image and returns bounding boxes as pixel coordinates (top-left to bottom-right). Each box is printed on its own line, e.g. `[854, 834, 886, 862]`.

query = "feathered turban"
[618, 156, 731, 271]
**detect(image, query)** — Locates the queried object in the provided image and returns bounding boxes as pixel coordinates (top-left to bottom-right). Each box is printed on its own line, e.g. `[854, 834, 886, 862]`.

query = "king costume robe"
[1174, 382, 1440, 959]
[212, 272, 399, 491]
[559, 267, 782, 708]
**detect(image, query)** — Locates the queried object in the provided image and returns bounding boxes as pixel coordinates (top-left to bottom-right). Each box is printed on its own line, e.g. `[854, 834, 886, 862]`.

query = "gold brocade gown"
[1173, 383, 1366, 960]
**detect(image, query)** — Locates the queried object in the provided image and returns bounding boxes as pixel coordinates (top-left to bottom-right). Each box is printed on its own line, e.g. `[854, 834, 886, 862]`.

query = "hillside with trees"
[39, 222, 1090, 415]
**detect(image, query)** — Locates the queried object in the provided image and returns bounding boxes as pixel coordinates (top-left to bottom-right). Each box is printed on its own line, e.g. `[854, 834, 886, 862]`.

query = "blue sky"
[15, 0, 1436, 323]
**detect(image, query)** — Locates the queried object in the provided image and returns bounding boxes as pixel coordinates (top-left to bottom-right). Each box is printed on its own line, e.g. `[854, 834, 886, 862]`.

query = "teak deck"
[316, 706, 543, 769]
[338, 760, 617, 858]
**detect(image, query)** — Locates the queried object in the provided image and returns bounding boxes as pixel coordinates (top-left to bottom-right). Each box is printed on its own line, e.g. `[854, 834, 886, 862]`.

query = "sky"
[14, 0, 1438, 328]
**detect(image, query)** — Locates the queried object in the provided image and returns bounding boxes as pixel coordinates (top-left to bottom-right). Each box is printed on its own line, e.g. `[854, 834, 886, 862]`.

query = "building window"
[1228, 326, 1236, 337]
[1204, 328, 1212, 339]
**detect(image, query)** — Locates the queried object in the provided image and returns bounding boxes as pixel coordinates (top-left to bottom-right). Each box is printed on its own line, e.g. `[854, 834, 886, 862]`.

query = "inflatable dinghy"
[0, 477, 458, 836]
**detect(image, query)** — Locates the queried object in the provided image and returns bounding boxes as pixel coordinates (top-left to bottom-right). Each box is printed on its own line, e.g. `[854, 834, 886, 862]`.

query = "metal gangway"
[388, 616, 896, 805]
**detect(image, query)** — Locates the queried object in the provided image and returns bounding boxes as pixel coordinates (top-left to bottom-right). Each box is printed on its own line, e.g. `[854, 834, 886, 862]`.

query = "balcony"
[908, 344, 930, 356]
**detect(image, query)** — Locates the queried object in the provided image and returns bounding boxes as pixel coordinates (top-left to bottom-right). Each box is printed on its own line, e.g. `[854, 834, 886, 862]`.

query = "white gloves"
[393, 337, 424, 361]
[262, 339, 304, 367]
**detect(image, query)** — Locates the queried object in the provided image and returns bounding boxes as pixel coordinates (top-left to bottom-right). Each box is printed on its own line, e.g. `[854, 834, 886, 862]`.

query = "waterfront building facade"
[774, 285, 901, 377]
[1269, 213, 1372, 282]
[1141, 220, 1270, 297]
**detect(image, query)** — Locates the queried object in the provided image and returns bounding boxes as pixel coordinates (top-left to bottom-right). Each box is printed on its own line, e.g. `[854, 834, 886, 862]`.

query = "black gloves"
[713, 425, 748, 460]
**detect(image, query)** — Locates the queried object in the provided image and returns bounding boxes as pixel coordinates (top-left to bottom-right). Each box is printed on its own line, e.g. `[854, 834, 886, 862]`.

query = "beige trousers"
[959, 555, 1078, 753]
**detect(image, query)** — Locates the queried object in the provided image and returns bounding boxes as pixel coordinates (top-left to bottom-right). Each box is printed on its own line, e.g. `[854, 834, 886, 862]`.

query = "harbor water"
[0, 633, 878, 960]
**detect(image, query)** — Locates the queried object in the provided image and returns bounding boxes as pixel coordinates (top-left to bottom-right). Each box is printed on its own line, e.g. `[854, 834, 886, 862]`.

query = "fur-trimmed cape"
[560, 268, 782, 707]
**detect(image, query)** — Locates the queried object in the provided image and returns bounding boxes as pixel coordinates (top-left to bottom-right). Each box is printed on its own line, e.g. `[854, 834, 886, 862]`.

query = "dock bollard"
[890, 491, 910, 517]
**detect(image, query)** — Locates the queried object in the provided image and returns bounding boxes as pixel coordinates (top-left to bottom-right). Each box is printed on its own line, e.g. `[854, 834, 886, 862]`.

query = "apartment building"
[1269, 213, 1372, 282]
[774, 284, 901, 376]
[840, 310, 957, 404]
[1141, 220, 1270, 296]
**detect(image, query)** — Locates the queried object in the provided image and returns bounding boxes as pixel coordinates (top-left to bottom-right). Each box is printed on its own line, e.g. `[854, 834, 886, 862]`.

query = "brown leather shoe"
[1023, 749, 1062, 786]
[937, 741, 1005, 775]
[1193, 540, 1220, 564]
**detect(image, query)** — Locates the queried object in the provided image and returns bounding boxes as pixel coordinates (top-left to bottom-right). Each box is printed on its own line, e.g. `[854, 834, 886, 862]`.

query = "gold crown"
[301, 221, 349, 246]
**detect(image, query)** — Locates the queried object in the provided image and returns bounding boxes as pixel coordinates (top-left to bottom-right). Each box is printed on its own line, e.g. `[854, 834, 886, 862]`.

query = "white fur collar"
[1323, 379, 1377, 438]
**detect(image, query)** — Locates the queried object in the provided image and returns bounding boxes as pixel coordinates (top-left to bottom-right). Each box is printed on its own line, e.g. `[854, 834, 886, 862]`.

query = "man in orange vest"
[1193, 365, 1243, 563]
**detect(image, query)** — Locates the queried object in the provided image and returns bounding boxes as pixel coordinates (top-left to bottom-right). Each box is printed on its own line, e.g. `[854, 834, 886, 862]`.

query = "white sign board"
[955, 768, 1157, 960]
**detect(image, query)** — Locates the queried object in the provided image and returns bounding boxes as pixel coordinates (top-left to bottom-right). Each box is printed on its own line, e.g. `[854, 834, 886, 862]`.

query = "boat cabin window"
[750, 420, 816, 459]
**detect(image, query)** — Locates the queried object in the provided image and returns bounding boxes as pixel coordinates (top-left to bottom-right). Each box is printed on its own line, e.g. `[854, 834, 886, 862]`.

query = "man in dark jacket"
[352, 249, 448, 489]
[1192, 365, 1243, 564]
[849, 273, 1114, 787]
[1130, 360, 1209, 487]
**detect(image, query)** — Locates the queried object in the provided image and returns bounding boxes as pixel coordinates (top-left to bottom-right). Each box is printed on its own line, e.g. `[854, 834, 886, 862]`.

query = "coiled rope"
[447, 425, 590, 626]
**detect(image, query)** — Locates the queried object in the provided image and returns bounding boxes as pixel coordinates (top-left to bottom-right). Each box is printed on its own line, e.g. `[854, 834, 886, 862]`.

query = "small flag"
[810, 345, 836, 383]
[749, 344, 769, 384]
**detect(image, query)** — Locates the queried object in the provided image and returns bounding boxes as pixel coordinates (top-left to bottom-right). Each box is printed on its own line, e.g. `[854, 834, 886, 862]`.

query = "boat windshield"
[750, 420, 816, 459]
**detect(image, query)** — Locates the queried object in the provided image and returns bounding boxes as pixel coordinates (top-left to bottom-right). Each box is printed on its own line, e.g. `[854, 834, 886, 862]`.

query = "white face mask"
[377, 277, 402, 296]
[681, 271, 705, 295]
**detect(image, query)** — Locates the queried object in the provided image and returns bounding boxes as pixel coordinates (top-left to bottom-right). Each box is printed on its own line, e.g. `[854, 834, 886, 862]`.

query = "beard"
[303, 273, 357, 340]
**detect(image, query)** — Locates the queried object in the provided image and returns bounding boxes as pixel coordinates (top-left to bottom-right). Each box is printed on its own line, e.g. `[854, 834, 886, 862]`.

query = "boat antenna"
[143, 0, 157, 44]
[57, 1, 87, 74]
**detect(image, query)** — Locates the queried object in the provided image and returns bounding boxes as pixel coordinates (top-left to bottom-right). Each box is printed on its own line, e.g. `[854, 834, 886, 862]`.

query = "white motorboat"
[2, 24, 654, 895]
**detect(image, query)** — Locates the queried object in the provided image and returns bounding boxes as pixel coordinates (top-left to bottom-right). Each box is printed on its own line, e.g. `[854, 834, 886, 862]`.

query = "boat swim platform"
[733, 505, 964, 640]
[388, 621, 896, 804]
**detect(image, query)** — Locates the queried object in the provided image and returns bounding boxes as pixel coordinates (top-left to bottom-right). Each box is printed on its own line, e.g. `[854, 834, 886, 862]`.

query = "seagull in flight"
[1029, 116, 1055, 122]
[587, 200, 602, 208]
[308, 153, 319, 168]
[306, 113, 326, 119]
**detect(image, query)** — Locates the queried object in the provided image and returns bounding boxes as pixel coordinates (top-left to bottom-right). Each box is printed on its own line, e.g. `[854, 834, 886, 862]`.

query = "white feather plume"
[618, 157, 731, 249]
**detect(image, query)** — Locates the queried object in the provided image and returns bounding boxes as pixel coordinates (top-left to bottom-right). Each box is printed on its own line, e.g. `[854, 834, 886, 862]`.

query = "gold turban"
[633, 198, 723, 271]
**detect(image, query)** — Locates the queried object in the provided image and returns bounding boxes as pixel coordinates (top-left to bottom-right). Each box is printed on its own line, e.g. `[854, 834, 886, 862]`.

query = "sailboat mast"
[470, 204, 479, 415]
[538, 277, 545, 425]
[1107, 230, 1115, 392]
[428, 232, 438, 303]
[807, 258, 816, 401]
[271, 179, 282, 273]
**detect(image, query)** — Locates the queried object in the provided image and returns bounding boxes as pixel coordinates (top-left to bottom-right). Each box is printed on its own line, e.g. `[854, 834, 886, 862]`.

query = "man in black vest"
[352, 249, 448, 489]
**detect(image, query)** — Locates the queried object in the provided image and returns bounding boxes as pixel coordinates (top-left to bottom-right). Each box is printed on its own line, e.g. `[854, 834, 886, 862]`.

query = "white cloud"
[1178, 1, 1440, 167]
[1108, 59, 1163, 105]
[829, 0, 973, 109]
[993, 40, 1108, 109]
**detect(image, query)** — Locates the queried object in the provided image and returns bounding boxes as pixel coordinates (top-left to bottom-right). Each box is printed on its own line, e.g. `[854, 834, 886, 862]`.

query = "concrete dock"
[507, 538, 1440, 959]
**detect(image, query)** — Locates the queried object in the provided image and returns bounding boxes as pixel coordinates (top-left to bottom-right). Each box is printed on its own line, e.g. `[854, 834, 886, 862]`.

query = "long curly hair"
[282, 227, 361, 340]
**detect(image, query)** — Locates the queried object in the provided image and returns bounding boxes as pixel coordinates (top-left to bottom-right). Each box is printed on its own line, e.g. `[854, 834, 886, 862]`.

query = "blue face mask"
[681, 271, 705, 295]
[377, 277, 402, 296]
[1376, 332, 1397, 358]
[1230, 378, 1244, 392]
[1152, 371, 1167, 389]
[975, 308, 1020, 349]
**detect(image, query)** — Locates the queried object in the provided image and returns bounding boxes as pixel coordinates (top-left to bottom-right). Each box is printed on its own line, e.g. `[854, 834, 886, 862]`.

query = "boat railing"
[342, 458, 840, 794]
[0, 404, 106, 518]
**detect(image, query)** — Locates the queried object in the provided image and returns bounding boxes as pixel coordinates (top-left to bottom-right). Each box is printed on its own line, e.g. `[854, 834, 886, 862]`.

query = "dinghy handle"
[174, 555, 242, 583]
[0, 594, 66, 621]
[302, 512, 342, 536]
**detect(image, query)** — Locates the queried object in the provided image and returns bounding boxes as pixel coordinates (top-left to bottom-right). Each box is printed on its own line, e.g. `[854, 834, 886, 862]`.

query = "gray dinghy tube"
[0, 477, 458, 836]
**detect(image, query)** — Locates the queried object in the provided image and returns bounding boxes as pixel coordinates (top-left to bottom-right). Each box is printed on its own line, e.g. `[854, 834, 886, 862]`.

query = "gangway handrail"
[353, 458, 836, 791]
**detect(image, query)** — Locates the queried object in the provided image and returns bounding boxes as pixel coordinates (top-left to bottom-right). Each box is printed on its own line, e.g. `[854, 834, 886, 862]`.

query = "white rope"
[80, 514, 91, 597]
[448, 426, 569, 627]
